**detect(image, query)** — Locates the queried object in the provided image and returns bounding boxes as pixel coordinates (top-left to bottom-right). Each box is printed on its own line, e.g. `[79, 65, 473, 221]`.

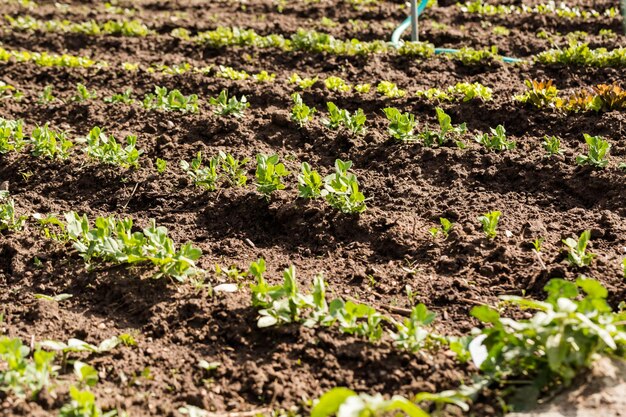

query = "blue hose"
[391, 0, 523, 64]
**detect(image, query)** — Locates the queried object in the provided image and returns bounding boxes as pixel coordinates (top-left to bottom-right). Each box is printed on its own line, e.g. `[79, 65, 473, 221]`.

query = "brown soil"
[0, 0, 625, 416]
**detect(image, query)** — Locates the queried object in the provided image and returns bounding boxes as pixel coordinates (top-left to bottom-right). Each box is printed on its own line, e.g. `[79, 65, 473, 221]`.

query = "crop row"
[4, 16, 626, 66]
[459, 0, 620, 19]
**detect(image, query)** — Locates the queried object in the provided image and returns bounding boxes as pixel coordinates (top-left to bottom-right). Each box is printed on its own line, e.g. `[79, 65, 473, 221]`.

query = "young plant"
[576, 134, 610, 168]
[255, 153, 289, 198]
[290, 93, 315, 127]
[29, 123, 73, 160]
[376, 81, 406, 98]
[0, 191, 26, 231]
[383, 107, 416, 142]
[420, 107, 466, 147]
[155, 158, 167, 174]
[80, 126, 142, 169]
[143, 86, 198, 113]
[104, 88, 134, 105]
[474, 125, 515, 151]
[323, 102, 366, 135]
[478, 210, 501, 238]
[392, 304, 437, 352]
[289, 73, 318, 90]
[58, 386, 109, 417]
[470, 277, 626, 408]
[515, 79, 559, 108]
[324, 76, 351, 92]
[562, 230, 595, 267]
[219, 151, 249, 187]
[0, 337, 57, 399]
[64, 212, 203, 282]
[0, 117, 25, 154]
[209, 90, 249, 117]
[180, 151, 221, 190]
[311, 388, 429, 417]
[429, 217, 453, 239]
[543, 135, 562, 157]
[38, 85, 56, 104]
[321, 159, 367, 214]
[72, 83, 98, 102]
[297, 162, 323, 199]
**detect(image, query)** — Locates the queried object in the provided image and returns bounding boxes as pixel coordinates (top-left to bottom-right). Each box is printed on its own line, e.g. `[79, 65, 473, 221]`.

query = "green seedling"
[219, 151, 249, 187]
[143, 86, 198, 113]
[0, 117, 25, 154]
[297, 162, 323, 199]
[420, 107, 467, 147]
[429, 217, 453, 239]
[392, 304, 437, 352]
[478, 210, 501, 238]
[58, 386, 113, 417]
[543, 135, 562, 157]
[38, 85, 56, 104]
[562, 230, 595, 267]
[72, 83, 97, 102]
[474, 125, 515, 151]
[576, 134, 610, 168]
[180, 152, 220, 191]
[470, 277, 626, 408]
[376, 81, 406, 98]
[104, 88, 134, 104]
[354, 83, 371, 93]
[209, 90, 249, 117]
[155, 158, 167, 174]
[289, 73, 318, 89]
[324, 76, 351, 92]
[79, 126, 142, 169]
[29, 123, 73, 160]
[321, 159, 366, 214]
[383, 107, 416, 142]
[255, 153, 289, 198]
[532, 237, 544, 252]
[290, 93, 315, 127]
[323, 102, 366, 135]
[311, 388, 429, 417]
[64, 212, 203, 282]
[0, 337, 57, 399]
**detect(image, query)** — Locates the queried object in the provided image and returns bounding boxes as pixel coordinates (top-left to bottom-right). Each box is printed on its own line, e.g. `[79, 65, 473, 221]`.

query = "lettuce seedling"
[322, 159, 366, 214]
[420, 107, 466, 147]
[72, 83, 98, 102]
[515, 80, 559, 108]
[219, 151, 249, 187]
[324, 76, 351, 92]
[576, 134, 610, 168]
[79, 126, 142, 169]
[0, 117, 25, 154]
[209, 90, 249, 117]
[297, 162, 322, 199]
[29, 123, 73, 160]
[255, 153, 289, 198]
[289, 73, 318, 89]
[474, 125, 515, 151]
[383, 107, 416, 142]
[376, 81, 406, 98]
[180, 152, 220, 190]
[253, 70, 276, 83]
[478, 210, 501, 238]
[155, 158, 167, 174]
[58, 386, 113, 417]
[290, 93, 315, 127]
[354, 83, 371, 93]
[562, 230, 595, 267]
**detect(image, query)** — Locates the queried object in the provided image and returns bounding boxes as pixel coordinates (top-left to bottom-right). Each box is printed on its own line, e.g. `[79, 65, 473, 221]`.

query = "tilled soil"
[0, 0, 625, 416]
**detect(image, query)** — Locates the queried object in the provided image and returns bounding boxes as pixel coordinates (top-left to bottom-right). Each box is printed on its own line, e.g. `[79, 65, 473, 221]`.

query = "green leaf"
[311, 387, 357, 417]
